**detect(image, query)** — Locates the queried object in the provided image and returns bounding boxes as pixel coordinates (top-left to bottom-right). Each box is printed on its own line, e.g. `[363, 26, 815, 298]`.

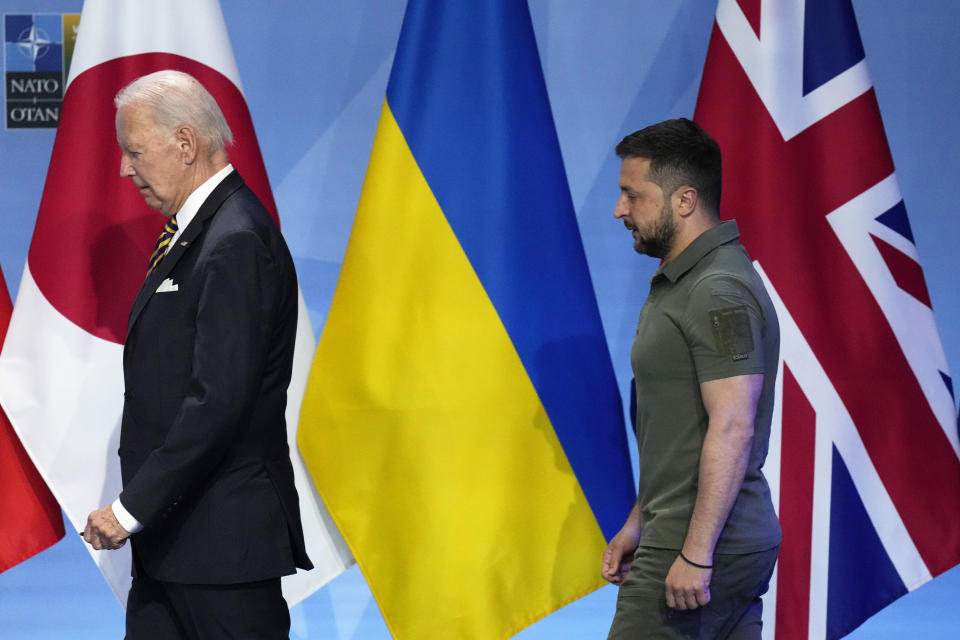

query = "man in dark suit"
[83, 70, 312, 639]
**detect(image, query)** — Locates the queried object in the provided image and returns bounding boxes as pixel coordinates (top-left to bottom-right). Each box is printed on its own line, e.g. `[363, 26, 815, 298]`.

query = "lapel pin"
[180, 241, 189, 247]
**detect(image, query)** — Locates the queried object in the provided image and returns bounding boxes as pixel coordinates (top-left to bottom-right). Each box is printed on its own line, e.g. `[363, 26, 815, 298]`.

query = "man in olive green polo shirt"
[601, 118, 781, 639]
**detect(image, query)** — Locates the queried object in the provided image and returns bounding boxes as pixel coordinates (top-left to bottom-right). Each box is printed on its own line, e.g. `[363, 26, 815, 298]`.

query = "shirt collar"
[653, 220, 740, 284]
[171, 163, 234, 237]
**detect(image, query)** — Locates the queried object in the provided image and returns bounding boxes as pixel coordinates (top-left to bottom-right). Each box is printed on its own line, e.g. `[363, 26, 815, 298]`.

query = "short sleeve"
[682, 274, 767, 382]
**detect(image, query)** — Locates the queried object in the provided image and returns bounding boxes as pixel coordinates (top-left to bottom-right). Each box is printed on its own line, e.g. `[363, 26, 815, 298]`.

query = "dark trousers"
[125, 574, 290, 640]
[607, 546, 779, 640]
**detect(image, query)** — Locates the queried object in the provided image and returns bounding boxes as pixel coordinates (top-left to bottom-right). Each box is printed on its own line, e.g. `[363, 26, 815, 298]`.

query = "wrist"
[620, 521, 642, 543]
[679, 542, 714, 567]
[678, 550, 713, 570]
[112, 498, 142, 534]
[620, 510, 643, 541]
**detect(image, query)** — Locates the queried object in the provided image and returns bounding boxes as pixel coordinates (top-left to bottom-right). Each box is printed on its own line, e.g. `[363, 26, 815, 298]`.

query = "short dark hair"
[615, 118, 722, 214]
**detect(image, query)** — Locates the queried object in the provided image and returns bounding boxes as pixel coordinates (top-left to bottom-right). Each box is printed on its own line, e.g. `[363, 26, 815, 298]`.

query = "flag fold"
[0, 265, 64, 575]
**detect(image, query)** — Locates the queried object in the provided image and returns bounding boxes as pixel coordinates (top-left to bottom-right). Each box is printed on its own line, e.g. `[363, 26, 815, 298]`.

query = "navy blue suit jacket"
[119, 170, 312, 584]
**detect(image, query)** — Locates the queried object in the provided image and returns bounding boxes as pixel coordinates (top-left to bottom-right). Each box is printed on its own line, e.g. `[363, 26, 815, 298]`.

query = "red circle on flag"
[28, 53, 279, 345]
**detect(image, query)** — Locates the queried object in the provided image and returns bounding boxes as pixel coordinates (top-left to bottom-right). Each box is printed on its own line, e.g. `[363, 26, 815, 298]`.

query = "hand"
[601, 526, 640, 584]
[83, 505, 131, 551]
[664, 554, 712, 610]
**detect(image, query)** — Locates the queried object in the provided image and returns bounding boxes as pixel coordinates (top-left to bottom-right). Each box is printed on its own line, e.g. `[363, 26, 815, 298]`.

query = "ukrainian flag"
[298, 2, 634, 637]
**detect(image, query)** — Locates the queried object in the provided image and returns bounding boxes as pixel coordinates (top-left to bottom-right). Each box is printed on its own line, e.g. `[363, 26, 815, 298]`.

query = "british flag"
[694, 1, 960, 638]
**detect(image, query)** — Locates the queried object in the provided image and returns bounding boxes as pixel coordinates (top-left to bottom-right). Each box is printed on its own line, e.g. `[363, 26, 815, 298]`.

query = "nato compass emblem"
[4, 13, 80, 129]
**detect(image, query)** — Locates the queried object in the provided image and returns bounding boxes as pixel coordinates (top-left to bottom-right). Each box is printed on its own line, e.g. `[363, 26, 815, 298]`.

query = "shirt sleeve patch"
[709, 305, 755, 361]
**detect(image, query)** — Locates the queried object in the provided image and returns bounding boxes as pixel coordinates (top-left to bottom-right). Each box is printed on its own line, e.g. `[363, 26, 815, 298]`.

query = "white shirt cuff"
[112, 498, 143, 534]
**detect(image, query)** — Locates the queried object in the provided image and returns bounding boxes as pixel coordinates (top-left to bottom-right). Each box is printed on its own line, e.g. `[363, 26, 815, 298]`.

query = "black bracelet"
[679, 551, 713, 570]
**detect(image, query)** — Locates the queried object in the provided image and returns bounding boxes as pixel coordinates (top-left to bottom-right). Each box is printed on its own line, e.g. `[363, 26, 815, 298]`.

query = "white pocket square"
[156, 278, 179, 293]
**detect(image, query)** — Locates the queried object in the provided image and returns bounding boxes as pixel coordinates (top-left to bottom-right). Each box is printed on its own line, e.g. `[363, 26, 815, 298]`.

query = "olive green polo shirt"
[631, 220, 781, 554]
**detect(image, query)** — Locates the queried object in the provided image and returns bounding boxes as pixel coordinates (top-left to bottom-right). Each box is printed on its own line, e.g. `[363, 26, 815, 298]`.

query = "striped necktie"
[147, 216, 178, 274]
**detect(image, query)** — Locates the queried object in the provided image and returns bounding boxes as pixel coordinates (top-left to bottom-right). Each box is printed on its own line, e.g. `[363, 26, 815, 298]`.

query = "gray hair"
[115, 70, 233, 152]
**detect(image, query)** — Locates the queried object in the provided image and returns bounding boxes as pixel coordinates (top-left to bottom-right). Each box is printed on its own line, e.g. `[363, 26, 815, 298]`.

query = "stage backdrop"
[0, 1, 958, 638]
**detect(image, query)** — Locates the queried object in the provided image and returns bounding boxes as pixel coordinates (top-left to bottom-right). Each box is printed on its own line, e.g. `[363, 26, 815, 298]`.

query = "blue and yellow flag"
[298, 1, 634, 637]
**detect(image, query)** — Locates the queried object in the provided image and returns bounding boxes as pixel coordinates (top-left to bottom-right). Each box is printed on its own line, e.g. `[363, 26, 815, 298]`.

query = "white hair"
[115, 70, 233, 151]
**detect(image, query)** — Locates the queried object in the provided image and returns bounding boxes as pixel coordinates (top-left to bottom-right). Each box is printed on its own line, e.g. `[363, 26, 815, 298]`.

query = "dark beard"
[635, 203, 676, 258]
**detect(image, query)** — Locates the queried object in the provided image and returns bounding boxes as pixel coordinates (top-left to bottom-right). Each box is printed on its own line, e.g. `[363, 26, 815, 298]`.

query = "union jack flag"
[694, 1, 960, 638]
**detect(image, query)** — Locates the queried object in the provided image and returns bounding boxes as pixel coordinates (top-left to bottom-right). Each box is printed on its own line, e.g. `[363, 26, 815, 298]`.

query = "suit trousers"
[607, 546, 779, 640]
[125, 574, 290, 640]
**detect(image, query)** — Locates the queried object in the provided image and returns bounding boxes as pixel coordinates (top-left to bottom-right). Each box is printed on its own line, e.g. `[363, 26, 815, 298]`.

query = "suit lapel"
[126, 171, 246, 338]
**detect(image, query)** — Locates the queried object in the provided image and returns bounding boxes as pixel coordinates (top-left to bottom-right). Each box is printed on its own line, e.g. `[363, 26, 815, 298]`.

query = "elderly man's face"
[116, 102, 188, 217]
